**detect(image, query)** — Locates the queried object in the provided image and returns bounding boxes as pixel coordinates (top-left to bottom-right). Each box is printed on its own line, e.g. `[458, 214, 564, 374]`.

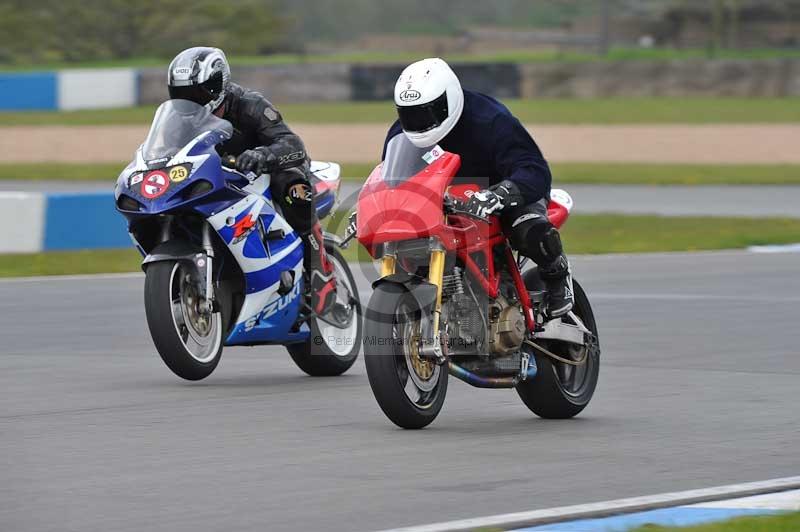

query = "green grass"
[282, 98, 800, 124]
[0, 163, 127, 181]
[551, 163, 800, 186]
[338, 163, 800, 186]
[4, 47, 800, 71]
[3, 214, 795, 277]
[4, 98, 800, 126]
[0, 106, 159, 126]
[631, 510, 800, 531]
[560, 215, 800, 254]
[0, 248, 141, 277]
[2, 162, 799, 186]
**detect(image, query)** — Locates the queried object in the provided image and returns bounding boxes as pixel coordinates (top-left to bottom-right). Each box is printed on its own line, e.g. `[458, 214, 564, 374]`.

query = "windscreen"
[141, 99, 233, 162]
[381, 134, 433, 187]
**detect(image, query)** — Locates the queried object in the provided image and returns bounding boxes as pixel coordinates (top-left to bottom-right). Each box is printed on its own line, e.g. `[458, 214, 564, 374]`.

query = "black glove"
[489, 180, 523, 208]
[236, 147, 277, 175]
[462, 180, 523, 219]
[463, 190, 503, 219]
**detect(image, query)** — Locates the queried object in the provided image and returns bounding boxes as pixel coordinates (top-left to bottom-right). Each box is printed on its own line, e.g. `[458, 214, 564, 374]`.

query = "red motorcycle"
[355, 136, 600, 429]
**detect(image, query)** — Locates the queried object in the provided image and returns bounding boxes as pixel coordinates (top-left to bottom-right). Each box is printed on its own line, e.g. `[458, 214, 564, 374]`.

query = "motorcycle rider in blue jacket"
[382, 58, 574, 317]
[166, 47, 341, 319]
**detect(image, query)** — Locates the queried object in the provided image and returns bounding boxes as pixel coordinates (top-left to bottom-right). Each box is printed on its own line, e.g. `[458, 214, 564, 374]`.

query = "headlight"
[182, 180, 213, 200]
[117, 195, 142, 212]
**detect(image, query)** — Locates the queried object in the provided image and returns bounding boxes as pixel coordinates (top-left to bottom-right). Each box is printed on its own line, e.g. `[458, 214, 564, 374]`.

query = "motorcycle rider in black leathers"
[167, 47, 339, 317]
[383, 58, 574, 317]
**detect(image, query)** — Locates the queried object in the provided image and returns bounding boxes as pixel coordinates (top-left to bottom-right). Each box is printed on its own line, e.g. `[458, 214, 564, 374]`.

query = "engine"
[441, 268, 485, 355]
[441, 267, 526, 358]
[487, 294, 526, 356]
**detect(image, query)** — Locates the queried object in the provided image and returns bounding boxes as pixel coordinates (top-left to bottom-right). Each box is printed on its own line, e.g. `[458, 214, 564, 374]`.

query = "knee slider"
[512, 220, 562, 266]
[275, 168, 312, 202]
[273, 168, 315, 233]
[540, 226, 563, 261]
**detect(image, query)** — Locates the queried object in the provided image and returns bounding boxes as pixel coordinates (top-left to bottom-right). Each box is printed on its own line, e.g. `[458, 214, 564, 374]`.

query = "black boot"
[302, 222, 337, 316]
[540, 254, 574, 318]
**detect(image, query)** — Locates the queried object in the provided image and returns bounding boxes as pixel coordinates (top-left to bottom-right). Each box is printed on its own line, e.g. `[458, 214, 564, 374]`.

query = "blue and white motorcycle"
[115, 99, 361, 380]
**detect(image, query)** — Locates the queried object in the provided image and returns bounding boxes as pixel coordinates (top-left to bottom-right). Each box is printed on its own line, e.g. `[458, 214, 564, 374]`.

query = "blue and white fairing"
[207, 174, 308, 345]
[115, 99, 238, 217]
[115, 99, 341, 347]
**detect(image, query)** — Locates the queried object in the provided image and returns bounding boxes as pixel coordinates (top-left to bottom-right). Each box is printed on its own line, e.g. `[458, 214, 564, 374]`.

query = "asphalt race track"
[2, 251, 799, 532]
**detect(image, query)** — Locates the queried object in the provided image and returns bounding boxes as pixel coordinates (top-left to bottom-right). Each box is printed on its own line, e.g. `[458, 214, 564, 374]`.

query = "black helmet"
[167, 47, 231, 112]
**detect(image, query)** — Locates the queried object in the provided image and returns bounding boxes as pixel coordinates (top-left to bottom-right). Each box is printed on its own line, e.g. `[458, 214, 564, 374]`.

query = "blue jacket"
[382, 90, 552, 204]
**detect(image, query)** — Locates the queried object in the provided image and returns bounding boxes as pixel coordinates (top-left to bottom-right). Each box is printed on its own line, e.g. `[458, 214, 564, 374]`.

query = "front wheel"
[364, 283, 448, 429]
[144, 261, 225, 381]
[516, 278, 600, 419]
[287, 245, 361, 376]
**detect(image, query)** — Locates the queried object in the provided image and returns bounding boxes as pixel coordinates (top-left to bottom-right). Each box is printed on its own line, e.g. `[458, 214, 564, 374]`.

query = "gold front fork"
[380, 242, 397, 277]
[427, 244, 446, 342]
[380, 240, 446, 354]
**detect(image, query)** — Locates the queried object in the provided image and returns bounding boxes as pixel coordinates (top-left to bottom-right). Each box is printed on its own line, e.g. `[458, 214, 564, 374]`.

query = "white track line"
[378, 476, 800, 532]
[690, 488, 800, 510]
[749, 243, 800, 254]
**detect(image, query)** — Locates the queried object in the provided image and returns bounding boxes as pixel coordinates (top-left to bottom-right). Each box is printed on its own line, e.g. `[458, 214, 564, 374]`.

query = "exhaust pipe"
[448, 361, 521, 389]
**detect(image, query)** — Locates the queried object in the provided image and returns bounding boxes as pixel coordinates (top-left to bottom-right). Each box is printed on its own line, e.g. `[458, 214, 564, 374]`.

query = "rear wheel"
[516, 278, 600, 418]
[364, 283, 448, 429]
[287, 245, 361, 376]
[144, 261, 224, 381]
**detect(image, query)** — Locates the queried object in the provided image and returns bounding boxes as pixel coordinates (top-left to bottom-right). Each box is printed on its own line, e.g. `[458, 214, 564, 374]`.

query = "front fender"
[141, 240, 205, 271]
[371, 272, 438, 317]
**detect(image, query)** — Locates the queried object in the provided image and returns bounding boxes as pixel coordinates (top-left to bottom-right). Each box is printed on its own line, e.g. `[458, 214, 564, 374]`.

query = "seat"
[309, 161, 342, 219]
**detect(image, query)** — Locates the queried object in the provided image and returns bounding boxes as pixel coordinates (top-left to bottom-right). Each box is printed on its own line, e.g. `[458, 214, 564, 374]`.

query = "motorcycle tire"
[364, 283, 448, 429]
[516, 278, 600, 419]
[144, 260, 225, 381]
[287, 245, 361, 376]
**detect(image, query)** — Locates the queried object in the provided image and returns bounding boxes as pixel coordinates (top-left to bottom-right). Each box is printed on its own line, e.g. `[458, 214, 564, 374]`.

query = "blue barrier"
[43, 193, 130, 250]
[0, 72, 58, 110]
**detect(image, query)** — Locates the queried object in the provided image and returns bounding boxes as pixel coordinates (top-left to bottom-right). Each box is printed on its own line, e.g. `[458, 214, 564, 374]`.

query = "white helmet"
[167, 47, 231, 113]
[394, 58, 464, 148]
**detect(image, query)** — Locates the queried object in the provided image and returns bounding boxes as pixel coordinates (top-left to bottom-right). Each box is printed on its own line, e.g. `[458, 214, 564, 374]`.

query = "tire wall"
[5, 58, 799, 111]
[137, 58, 800, 105]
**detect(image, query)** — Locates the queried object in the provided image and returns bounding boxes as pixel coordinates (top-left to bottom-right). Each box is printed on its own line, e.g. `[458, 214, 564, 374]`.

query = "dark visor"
[396, 91, 449, 133]
[168, 72, 223, 106]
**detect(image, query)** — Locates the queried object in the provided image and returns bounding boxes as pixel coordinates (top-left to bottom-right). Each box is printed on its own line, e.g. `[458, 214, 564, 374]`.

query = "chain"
[523, 337, 596, 367]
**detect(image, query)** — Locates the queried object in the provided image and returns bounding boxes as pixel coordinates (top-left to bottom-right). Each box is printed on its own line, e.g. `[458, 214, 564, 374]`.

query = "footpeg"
[278, 270, 295, 295]
[520, 352, 538, 381]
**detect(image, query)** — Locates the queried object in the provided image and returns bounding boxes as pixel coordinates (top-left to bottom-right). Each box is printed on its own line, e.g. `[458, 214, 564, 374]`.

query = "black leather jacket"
[217, 83, 308, 170]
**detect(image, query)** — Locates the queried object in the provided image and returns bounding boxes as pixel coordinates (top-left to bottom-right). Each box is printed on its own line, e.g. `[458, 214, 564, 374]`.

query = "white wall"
[0, 193, 45, 253]
[58, 68, 137, 111]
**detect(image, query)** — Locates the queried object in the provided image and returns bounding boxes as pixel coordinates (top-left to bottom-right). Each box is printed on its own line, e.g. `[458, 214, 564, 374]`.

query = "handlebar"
[222, 154, 238, 169]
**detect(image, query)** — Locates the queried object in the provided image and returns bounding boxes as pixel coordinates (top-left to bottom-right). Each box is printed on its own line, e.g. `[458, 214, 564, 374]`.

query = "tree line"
[0, 0, 283, 64]
[2, 0, 798, 66]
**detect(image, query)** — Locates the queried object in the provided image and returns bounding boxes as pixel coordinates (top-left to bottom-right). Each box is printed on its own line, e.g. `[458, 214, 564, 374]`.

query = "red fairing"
[357, 155, 572, 257]
[547, 200, 570, 229]
[356, 153, 462, 252]
[313, 179, 336, 195]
